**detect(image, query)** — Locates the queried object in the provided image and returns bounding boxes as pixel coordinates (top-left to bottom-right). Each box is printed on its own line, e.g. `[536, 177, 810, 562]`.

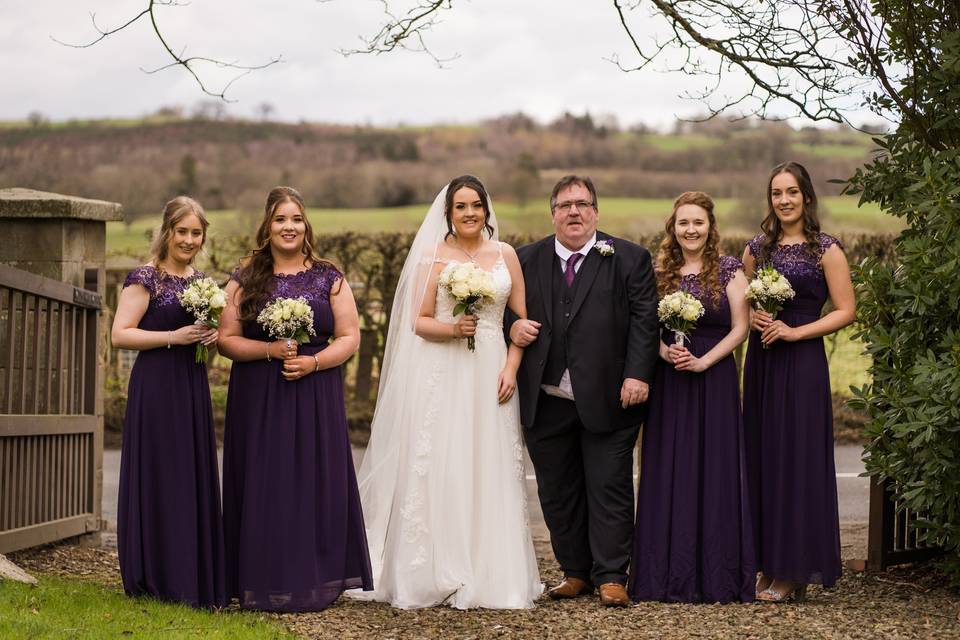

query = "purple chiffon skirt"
[742, 310, 842, 587]
[629, 328, 755, 603]
[222, 345, 373, 612]
[117, 345, 227, 608]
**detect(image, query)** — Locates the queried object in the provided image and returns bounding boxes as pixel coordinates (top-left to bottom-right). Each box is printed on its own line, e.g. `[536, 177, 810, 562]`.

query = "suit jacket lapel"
[568, 245, 601, 323]
[537, 240, 555, 328]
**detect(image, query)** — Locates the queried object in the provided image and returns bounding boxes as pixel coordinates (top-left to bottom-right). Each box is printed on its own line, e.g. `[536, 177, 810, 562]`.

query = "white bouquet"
[257, 297, 316, 346]
[437, 262, 496, 351]
[657, 289, 705, 346]
[177, 277, 227, 363]
[745, 266, 795, 348]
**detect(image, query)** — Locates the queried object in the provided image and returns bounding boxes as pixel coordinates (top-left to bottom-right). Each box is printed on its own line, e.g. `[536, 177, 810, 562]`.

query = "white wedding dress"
[350, 238, 542, 609]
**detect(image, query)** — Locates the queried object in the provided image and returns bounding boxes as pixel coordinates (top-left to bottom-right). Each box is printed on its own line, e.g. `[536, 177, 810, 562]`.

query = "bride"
[349, 175, 542, 609]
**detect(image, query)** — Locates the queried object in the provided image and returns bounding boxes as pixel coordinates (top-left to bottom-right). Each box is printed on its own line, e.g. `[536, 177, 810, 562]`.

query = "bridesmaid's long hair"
[757, 161, 821, 266]
[655, 191, 722, 307]
[443, 174, 495, 240]
[236, 186, 338, 323]
[149, 196, 209, 267]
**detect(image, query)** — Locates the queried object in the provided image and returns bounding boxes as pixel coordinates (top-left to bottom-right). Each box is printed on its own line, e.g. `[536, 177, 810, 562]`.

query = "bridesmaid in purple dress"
[218, 186, 373, 612]
[742, 162, 856, 602]
[111, 196, 226, 608]
[628, 191, 754, 604]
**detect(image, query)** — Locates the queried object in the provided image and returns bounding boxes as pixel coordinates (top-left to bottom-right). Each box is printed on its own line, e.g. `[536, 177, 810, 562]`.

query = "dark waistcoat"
[543, 255, 582, 386]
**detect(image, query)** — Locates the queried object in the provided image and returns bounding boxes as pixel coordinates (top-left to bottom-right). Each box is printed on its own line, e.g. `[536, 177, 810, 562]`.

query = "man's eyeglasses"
[554, 200, 595, 213]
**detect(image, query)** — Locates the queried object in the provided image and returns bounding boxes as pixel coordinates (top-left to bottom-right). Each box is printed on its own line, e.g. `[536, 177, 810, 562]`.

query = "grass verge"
[0, 576, 295, 639]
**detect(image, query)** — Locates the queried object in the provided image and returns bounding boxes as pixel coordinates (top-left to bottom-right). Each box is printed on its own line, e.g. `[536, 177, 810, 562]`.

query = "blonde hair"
[149, 196, 209, 264]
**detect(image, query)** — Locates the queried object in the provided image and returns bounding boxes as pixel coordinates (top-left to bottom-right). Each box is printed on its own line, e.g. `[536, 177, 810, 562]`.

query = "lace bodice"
[746, 232, 843, 318]
[230, 263, 343, 346]
[123, 265, 204, 332]
[678, 255, 742, 334]
[656, 256, 742, 342]
[434, 255, 512, 345]
[124, 265, 204, 307]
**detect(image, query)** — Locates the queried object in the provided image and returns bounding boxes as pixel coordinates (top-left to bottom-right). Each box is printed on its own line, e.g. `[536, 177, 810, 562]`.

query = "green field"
[636, 133, 723, 151]
[106, 196, 898, 256]
[0, 576, 293, 639]
[793, 142, 878, 159]
[826, 327, 871, 395]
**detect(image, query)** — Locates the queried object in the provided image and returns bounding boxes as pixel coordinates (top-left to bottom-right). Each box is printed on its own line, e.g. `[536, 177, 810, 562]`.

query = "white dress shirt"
[541, 233, 597, 401]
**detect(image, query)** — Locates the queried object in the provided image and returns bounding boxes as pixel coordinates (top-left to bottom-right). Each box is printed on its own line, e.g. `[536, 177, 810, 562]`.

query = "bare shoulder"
[433, 240, 457, 261]
[821, 242, 849, 269]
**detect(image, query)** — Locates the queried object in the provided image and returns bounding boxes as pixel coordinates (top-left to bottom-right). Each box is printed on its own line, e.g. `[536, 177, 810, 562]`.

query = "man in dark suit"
[508, 175, 658, 606]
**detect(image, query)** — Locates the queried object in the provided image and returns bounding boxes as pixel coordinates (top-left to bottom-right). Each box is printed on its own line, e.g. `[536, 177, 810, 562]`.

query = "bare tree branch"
[612, 0, 865, 122]
[339, 0, 459, 67]
[52, 0, 281, 101]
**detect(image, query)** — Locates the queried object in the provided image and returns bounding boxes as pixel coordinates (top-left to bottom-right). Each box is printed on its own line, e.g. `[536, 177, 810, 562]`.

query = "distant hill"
[0, 114, 876, 221]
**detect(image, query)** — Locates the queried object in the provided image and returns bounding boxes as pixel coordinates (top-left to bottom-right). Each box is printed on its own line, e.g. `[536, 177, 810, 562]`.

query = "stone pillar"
[0, 188, 123, 547]
[0, 188, 122, 296]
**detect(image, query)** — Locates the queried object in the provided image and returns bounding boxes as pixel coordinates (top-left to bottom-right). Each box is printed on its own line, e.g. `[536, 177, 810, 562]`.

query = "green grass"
[826, 327, 871, 395]
[637, 134, 723, 151]
[0, 576, 294, 639]
[793, 142, 877, 159]
[1, 116, 188, 130]
[106, 196, 900, 256]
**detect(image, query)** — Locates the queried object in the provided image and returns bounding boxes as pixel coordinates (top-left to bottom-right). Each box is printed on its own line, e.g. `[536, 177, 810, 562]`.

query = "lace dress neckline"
[143, 264, 197, 280]
[444, 255, 505, 273]
[273, 263, 319, 279]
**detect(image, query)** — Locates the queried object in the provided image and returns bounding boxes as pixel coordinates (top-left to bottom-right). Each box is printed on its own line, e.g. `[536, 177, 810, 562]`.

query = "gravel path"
[11, 525, 960, 640]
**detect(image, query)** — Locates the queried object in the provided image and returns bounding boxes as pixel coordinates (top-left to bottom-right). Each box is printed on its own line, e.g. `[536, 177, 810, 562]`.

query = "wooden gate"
[867, 476, 943, 571]
[0, 264, 103, 553]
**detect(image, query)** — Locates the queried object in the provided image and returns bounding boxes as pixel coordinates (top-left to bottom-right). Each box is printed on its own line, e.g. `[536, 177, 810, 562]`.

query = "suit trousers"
[525, 391, 639, 586]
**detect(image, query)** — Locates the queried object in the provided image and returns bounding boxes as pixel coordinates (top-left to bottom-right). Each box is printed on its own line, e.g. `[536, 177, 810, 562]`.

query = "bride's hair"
[443, 175, 495, 240]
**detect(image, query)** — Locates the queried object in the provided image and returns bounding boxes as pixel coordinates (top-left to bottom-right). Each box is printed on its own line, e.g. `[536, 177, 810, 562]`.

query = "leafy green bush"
[848, 27, 960, 577]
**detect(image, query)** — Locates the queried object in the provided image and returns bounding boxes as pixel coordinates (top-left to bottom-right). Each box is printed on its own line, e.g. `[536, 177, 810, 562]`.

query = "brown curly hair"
[235, 186, 339, 323]
[655, 191, 723, 307]
[757, 161, 822, 266]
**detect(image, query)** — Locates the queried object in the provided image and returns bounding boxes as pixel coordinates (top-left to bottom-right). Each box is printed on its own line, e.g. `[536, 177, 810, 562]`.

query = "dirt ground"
[10, 523, 960, 640]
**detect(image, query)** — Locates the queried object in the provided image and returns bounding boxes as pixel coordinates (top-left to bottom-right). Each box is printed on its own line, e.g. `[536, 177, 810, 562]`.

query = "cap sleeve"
[123, 266, 156, 293]
[819, 233, 844, 254]
[719, 255, 743, 288]
[320, 265, 344, 300]
[746, 234, 764, 259]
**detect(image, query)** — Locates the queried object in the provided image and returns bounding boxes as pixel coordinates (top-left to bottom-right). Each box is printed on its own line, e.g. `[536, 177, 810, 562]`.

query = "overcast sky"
[2, 1, 870, 128]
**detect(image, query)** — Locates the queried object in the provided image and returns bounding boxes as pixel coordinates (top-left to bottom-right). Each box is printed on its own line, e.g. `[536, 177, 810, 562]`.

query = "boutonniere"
[594, 239, 615, 256]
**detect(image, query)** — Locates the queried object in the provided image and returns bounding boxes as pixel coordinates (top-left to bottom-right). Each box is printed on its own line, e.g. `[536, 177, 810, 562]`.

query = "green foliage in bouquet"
[847, 11, 960, 580]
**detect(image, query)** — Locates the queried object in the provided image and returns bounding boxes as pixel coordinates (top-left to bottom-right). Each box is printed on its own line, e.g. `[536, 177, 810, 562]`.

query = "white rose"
[438, 266, 452, 287]
[452, 264, 472, 281]
[451, 282, 471, 299]
[210, 291, 226, 309]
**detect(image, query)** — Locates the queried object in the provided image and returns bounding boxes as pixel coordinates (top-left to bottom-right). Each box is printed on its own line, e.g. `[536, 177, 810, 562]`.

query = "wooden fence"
[0, 263, 103, 553]
[867, 476, 943, 571]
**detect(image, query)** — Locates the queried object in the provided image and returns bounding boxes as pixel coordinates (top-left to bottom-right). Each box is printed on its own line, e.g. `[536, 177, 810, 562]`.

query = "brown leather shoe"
[598, 582, 631, 607]
[547, 577, 594, 599]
